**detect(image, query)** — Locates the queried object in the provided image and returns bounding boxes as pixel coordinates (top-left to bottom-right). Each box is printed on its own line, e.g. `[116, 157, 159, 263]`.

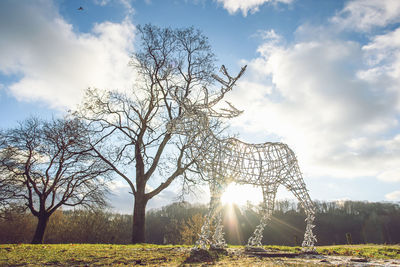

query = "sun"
[221, 183, 262, 206]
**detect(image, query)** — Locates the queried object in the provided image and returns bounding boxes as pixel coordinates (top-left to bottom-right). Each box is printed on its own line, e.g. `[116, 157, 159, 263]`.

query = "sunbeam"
[221, 183, 262, 206]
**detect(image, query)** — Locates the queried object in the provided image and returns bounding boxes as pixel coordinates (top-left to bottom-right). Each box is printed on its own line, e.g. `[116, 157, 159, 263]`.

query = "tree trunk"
[31, 214, 49, 244]
[132, 194, 148, 243]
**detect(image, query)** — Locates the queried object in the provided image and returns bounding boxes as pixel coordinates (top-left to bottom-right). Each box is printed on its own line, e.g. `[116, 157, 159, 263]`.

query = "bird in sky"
[77, 6, 84, 11]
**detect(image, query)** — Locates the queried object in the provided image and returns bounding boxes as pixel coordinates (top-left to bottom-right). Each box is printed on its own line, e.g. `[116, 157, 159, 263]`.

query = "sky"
[1, 0, 400, 213]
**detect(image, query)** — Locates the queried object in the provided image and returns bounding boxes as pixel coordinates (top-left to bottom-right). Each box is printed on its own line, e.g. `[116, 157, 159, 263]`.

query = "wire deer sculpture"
[168, 65, 317, 252]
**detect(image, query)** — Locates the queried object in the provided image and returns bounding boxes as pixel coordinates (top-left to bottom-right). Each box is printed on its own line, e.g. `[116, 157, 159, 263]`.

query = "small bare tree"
[74, 24, 245, 243]
[0, 135, 24, 218]
[0, 117, 111, 244]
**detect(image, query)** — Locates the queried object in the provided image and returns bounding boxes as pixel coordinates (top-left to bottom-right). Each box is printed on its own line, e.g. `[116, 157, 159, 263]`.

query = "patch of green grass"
[0, 244, 191, 266]
[262, 245, 302, 253]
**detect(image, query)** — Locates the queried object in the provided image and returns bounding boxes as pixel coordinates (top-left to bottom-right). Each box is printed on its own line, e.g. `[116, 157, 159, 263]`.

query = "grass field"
[0, 243, 399, 266]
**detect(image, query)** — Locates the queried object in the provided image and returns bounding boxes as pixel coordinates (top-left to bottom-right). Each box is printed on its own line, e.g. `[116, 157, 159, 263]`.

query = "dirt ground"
[247, 253, 400, 266]
[183, 248, 400, 266]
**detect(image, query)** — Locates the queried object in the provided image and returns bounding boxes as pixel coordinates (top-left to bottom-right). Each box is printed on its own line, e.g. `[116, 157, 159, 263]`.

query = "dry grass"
[0, 243, 399, 266]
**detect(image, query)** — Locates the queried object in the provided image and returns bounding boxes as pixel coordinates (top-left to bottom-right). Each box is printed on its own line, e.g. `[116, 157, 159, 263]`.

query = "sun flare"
[220, 183, 262, 206]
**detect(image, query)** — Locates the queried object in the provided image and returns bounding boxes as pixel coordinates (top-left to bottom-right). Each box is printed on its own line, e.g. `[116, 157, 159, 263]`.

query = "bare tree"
[0, 117, 111, 244]
[0, 134, 25, 218]
[74, 24, 245, 243]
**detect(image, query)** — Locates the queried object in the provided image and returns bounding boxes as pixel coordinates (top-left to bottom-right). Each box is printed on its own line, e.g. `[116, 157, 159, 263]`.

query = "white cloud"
[378, 169, 400, 183]
[385, 190, 400, 201]
[108, 179, 131, 192]
[94, 0, 135, 15]
[119, 0, 135, 15]
[227, 25, 400, 180]
[0, 0, 136, 110]
[362, 27, 400, 86]
[331, 0, 400, 31]
[214, 0, 293, 16]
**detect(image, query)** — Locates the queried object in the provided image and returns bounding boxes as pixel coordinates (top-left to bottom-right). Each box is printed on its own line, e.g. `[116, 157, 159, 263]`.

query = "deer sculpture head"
[167, 65, 246, 136]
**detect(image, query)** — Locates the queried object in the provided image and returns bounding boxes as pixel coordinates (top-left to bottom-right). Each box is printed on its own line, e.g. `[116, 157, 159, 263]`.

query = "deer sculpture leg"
[246, 183, 278, 250]
[210, 179, 228, 250]
[194, 179, 227, 250]
[288, 185, 316, 251]
[283, 164, 317, 251]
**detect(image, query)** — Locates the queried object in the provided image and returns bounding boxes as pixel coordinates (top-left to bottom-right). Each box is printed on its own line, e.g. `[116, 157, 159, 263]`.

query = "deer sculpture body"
[168, 65, 316, 251]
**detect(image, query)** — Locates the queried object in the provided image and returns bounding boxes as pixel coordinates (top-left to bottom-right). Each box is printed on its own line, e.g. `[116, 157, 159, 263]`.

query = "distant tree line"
[1, 200, 399, 245]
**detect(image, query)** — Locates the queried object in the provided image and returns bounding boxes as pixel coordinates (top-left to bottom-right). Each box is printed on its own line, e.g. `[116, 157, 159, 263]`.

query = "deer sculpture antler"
[172, 65, 246, 118]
